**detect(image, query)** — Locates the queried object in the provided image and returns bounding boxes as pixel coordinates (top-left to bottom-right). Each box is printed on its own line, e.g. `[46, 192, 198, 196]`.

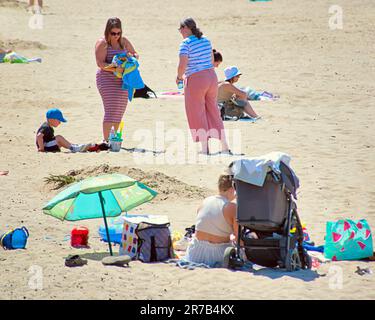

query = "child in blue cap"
[36, 108, 91, 153]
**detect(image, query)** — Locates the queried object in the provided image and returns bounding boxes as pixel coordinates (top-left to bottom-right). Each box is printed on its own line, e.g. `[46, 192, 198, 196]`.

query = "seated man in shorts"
[218, 66, 259, 119]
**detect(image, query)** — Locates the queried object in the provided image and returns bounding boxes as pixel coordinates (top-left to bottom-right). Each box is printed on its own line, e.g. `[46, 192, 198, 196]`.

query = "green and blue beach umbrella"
[43, 173, 157, 255]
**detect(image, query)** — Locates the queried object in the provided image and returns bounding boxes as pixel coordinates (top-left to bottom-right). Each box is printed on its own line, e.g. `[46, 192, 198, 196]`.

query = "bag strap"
[168, 235, 173, 258]
[21, 227, 29, 238]
[150, 236, 157, 262]
[137, 222, 170, 232]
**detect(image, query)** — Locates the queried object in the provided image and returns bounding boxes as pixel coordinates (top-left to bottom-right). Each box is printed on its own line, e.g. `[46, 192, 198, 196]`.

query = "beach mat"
[157, 90, 184, 99]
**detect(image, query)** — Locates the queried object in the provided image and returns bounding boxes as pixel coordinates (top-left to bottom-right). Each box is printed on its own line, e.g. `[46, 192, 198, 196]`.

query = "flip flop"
[355, 266, 373, 276]
[198, 151, 210, 156]
[102, 255, 131, 267]
[0, 171, 9, 176]
[65, 255, 88, 267]
[218, 149, 234, 156]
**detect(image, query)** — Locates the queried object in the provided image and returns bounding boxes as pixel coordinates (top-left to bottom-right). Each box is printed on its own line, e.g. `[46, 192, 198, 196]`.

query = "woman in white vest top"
[185, 174, 238, 267]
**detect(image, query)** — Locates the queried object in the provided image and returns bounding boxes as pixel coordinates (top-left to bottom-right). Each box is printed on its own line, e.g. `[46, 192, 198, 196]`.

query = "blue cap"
[46, 108, 67, 122]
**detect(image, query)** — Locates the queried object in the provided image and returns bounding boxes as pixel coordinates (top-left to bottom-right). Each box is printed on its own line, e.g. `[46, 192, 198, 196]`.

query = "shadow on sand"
[248, 267, 321, 282]
[121, 147, 166, 155]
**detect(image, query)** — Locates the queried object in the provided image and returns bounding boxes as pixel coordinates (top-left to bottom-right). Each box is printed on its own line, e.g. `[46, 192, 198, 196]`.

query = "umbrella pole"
[99, 191, 113, 256]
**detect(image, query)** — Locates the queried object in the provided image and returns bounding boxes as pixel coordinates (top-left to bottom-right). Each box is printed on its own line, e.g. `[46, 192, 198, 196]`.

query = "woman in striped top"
[95, 17, 138, 141]
[177, 18, 231, 155]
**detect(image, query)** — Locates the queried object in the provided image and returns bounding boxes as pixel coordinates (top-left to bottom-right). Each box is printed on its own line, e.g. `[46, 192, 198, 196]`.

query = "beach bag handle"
[21, 227, 29, 238]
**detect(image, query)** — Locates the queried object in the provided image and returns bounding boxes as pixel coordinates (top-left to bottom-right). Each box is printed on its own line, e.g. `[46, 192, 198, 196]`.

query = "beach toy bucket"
[0, 227, 29, 250]
[109, 138, 123, 152]
[71, 226, 89, 247]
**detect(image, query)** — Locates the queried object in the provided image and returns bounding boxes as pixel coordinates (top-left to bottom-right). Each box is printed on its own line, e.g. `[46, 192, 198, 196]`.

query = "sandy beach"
[0, 0, 374, 300]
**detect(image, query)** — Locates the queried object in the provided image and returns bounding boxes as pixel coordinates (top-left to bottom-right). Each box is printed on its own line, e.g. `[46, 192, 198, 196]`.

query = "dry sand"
[0, 0, 374, 299]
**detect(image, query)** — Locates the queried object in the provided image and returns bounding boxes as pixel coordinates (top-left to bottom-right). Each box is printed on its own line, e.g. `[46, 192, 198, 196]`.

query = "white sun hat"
[224, 66, 242, 81]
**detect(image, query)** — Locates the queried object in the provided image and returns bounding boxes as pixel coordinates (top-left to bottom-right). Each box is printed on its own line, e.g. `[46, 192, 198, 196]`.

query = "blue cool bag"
[0, 227, 29, 250]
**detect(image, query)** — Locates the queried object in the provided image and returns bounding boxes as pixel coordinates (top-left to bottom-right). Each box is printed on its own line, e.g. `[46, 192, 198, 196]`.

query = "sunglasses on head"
[110, 31, 121, 36]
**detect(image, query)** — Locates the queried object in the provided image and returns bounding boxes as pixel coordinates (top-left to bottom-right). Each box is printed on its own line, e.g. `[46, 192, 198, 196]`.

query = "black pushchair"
[224, 159, 312, 271]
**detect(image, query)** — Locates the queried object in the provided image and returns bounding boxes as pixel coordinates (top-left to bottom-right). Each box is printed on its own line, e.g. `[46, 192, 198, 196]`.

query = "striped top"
[179, 35, 213, 77]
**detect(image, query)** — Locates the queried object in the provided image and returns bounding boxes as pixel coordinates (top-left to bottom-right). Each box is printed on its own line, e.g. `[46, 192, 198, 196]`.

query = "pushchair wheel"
[223, 247, 236, 269]
[303, 249, 312, 269]
[285, 248, 301, 272]
[223, 247, 244, 269]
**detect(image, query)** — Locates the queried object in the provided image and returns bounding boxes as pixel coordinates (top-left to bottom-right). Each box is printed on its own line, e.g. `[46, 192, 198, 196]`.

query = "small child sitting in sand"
[36, 108, 91, 153]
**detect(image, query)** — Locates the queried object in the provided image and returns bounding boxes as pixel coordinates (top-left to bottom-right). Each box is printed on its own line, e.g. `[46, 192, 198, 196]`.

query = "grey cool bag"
[136, 222, 174, 262]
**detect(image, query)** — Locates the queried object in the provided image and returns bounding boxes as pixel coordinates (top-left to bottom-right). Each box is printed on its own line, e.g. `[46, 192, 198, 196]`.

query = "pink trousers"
[184, 69, 224, 142]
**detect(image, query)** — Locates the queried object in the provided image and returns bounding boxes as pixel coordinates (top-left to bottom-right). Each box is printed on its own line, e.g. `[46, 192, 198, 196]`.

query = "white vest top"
[195, 195, 233, 237]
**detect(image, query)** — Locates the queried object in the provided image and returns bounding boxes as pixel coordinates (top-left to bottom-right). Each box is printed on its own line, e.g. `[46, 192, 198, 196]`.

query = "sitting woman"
[185, 174, 238, 267]
[218, 66, 259, 119]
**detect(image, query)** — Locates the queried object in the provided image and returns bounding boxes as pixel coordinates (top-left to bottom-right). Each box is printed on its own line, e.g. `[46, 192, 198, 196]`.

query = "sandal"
[198, 151, 210, 156]
[65, 255, 88, 267]
[355, 266, 373, 276]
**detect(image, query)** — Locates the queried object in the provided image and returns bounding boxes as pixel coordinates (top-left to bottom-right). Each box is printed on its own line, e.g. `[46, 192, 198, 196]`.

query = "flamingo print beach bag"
[324, 219, 373, 261]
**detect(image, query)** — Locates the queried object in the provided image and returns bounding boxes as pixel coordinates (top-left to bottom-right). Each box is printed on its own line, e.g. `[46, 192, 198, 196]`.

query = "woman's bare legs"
[28, 0, 43, 13]
[29, 0, 43, 6]
[103, 122, 120, 141]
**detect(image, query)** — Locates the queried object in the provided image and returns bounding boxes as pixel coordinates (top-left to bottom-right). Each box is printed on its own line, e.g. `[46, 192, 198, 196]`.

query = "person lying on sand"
[218, 66, 260, 119]
[1, 46, 42, 64]
[36, 108, 92, 153]
[0, 46, 12, 63]
[184, 174, 238, 267]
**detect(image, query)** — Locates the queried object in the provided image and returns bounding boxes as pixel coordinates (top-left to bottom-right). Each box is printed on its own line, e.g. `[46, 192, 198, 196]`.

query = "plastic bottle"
[109, 126, 115, 140]
[177, 80, 184, 90]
